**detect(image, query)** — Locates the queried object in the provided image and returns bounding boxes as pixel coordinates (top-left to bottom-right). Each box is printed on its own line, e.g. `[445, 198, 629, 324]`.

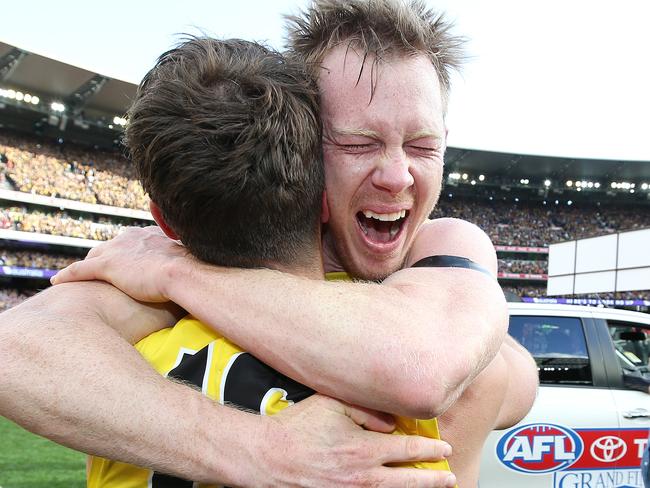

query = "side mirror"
[623, 369, 650, 394]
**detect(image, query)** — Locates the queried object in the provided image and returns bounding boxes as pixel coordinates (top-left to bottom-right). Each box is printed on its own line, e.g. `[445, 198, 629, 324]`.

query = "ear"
[320, 190, 330, 224]
[149, 201, 180, 240]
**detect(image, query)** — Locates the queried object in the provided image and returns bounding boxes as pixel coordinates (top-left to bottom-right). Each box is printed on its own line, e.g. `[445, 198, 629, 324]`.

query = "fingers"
[85, 245, 101, 259]
[343, 403, 396, 433]
[376, 434, 452, 465]
[273, 395, 456, 488]
[377, 466, 457, 488]
[51, 258, 103, 285]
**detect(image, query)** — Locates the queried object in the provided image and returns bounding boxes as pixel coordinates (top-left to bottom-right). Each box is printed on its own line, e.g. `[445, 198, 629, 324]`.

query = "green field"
[0, 416, 85, 488]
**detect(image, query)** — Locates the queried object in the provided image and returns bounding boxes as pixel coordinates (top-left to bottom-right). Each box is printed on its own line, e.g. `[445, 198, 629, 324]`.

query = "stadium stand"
[433, 197, 650, 248]
[0, 204, 146, 240]
[0, 246, 77, 269]
[498, 259, 546, 275]
[0, 131, 148, 210]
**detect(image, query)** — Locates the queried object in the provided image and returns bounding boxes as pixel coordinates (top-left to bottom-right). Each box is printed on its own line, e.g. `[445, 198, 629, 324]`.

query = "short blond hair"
[286, 0, 466, 105]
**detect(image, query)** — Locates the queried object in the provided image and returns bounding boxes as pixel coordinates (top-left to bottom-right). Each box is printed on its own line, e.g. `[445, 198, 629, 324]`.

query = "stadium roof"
[0, 42, 136, 117]
[445, 148, 650, 181]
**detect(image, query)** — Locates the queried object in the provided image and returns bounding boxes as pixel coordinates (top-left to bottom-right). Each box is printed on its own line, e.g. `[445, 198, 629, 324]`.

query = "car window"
[509, 315, 592, 386]
[608, 321, 650, 371]
[608, 322, 650, 393]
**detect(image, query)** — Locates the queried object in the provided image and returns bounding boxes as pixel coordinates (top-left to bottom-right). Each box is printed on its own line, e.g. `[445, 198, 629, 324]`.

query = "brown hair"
[286, 0, 466, 105]
[126, 37, 323, 268]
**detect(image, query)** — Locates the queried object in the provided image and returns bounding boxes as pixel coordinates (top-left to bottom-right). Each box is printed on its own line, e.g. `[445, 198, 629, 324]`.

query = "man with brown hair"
[1, 1, 537, 486]
[125, 37, 324, 270]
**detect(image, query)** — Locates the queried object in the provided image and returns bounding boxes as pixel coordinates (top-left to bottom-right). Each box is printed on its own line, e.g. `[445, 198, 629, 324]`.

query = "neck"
[321, 229, 345, 274]
[262, 241, 325, 280]
[271, 257, 324, 279]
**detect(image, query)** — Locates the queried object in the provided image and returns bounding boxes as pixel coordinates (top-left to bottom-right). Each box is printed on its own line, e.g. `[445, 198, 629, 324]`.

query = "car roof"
[507, 302, 650, 325]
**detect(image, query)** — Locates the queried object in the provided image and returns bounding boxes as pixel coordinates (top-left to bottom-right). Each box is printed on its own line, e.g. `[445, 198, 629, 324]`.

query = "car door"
[602, 319, 650, 487]
[480, 313, 620, 488]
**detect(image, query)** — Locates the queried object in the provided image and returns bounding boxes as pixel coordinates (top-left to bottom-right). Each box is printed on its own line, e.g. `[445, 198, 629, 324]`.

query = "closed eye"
[406, 136, 443, 156]
[338, 143, 378, 153]
[408, 145, 440, 155]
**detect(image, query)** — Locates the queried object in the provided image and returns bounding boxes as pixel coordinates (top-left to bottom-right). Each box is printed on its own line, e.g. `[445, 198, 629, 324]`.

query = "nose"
[371, 150, 414, 194]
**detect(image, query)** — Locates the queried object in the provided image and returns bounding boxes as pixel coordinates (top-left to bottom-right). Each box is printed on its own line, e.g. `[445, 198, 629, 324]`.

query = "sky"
[1, 0, 649, 161]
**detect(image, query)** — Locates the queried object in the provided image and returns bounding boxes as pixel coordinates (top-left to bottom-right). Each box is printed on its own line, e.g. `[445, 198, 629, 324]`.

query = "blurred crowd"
[434, 198, 650, 248]
[498, 259, 547, 275]
[0, 288, 37, 312]
[0, 131, 148, 210]
[0, 248, 79, 270]
[0, 206, 145, 241]
[502, 285, 547, 298]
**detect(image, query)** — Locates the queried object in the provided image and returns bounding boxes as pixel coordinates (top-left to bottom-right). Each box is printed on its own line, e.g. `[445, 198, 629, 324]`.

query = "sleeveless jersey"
[87, 272, 450, 487]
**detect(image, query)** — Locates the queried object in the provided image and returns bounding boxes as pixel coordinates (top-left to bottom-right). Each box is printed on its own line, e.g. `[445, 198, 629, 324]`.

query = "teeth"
[362, 209, 406, 221]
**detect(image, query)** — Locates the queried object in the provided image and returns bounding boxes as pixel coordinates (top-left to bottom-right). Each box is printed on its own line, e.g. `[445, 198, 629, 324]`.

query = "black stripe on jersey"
[167, 346, 210, 388]
[223, 353, 314, 412]
[151, 347, 210, 488]
[151, 346, 313, 488]
[411, 255, 494, 279]
[150, 474, 192, 488]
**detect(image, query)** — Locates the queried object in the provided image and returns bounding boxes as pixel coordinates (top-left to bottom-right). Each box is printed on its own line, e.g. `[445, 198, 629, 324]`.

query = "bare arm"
[0, 282, 248, 482]
[54, 218, 508, 418]
[436, 334, 538, 487]
[494, 335, 539, 429]
[0, 282, 457, 487]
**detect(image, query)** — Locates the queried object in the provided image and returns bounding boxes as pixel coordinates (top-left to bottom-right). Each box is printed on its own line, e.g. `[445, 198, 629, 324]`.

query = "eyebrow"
[332, 128, 442, 140]
[331, 128, 381, 138]
[406, 130, 442, 141]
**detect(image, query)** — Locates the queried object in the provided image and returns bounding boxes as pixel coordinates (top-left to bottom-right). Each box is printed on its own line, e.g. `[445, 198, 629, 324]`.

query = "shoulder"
[384, 217, 502, 307]
[406, 217, 497, 274]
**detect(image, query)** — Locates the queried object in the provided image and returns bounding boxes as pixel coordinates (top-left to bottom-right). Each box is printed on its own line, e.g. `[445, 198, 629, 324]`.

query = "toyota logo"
[590, 435, 627, 462]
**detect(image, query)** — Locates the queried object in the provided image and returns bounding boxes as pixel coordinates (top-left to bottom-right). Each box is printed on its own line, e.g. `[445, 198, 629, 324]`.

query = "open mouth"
[356, 209, 409, 244]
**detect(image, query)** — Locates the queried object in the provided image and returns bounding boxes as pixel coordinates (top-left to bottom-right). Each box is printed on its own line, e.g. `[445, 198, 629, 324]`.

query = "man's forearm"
[0, 284, 259, 484]
[165, 260, 507, 418]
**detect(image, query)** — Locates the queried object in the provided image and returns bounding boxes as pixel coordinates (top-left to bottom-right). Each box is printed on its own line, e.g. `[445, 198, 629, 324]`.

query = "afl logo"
[496, 423, 584, 473]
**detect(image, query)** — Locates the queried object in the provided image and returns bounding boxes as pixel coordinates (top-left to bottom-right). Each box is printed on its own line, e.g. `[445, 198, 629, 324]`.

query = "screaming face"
[319, 46, 446, 280]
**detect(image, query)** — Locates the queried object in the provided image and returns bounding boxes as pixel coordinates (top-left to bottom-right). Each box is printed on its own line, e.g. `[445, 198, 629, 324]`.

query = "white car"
[480, 303, 650, 488]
